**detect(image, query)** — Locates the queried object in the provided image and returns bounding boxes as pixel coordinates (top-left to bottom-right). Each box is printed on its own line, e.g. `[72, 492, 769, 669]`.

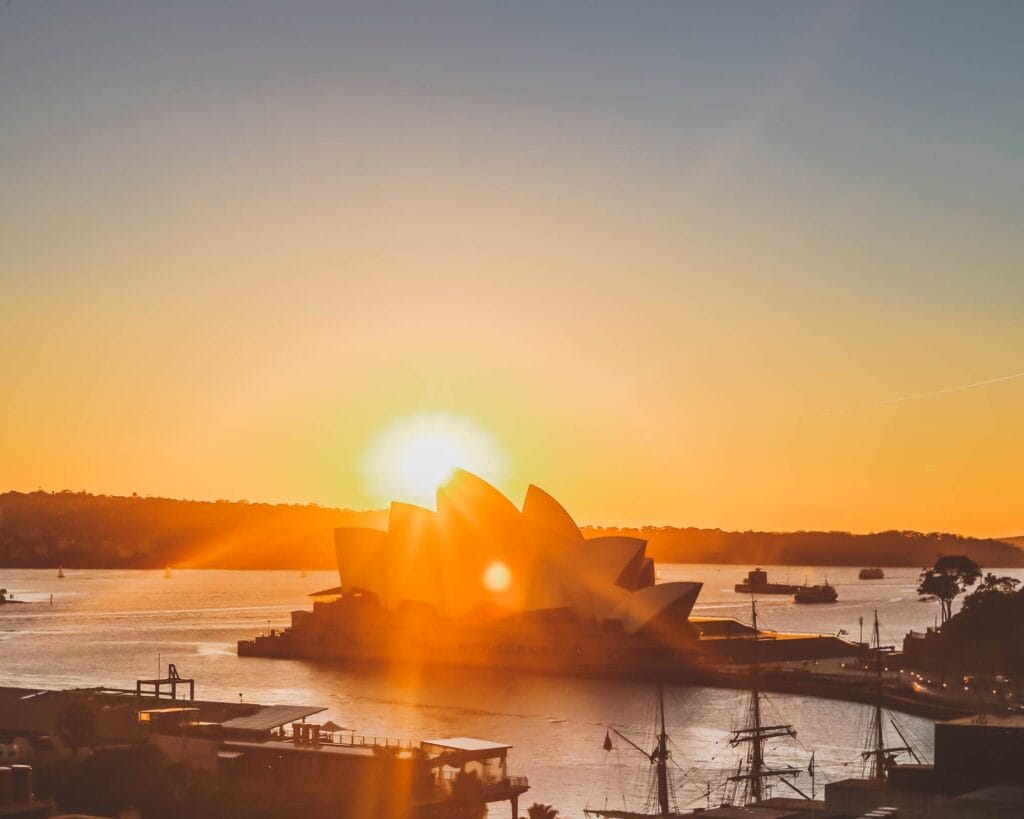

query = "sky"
[2, 1, 1022, 537]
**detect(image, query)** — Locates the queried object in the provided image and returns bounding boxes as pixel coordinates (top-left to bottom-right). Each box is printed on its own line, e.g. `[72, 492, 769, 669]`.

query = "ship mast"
[655, 683, 670, 815]
[728, 600, 799, 805]
[862, 610, 910, 781]
[598, 683, 675, 817]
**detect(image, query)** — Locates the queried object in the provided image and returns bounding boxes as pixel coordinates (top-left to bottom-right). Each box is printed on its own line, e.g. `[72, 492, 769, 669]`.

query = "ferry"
[794, 582, 838, 604]
[734, 567, 800, 595]
[859, 567, 885, 580]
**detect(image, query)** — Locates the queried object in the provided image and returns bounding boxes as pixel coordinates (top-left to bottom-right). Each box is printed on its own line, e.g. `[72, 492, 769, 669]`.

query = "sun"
[361, 412, 507, 508]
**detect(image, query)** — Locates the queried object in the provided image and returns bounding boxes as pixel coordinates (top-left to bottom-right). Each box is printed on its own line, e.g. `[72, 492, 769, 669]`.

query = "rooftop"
[942, 713, 1024, 729]
[220, 704, 326, 733]
[421, 737, 512, 752]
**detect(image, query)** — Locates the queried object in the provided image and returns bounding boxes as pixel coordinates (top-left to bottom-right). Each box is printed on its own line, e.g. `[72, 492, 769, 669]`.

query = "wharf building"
[240, 470, 857, 674]
[0, 676, 527, 819]
[824, 713, 1024, 818]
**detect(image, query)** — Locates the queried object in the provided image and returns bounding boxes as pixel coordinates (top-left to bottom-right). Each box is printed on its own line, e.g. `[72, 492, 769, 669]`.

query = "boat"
[859, 567, 884, 580]
[794, 582, 838, 604]
[57, 565, 65, 579]
[584, 685, 688, 818]
[163, 566, 173, 579]
[734, 567, 800, 595]
[586, 601, 807, 816]
[723, 601, 805, 807]
[862, 611, 919, 780]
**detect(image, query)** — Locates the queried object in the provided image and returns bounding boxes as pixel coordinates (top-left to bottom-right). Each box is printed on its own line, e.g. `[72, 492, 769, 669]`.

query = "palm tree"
[523, 804, 559, 819]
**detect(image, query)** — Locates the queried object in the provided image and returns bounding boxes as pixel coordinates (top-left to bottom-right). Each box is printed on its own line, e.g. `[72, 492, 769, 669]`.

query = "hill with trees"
[0, 490, 384, 570]
[583, 525, 1024, 568]
[1, 490, 1021, 569]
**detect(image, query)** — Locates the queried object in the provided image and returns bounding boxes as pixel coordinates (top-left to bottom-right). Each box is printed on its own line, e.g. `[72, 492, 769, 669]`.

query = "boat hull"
[734, 583, 800, 594]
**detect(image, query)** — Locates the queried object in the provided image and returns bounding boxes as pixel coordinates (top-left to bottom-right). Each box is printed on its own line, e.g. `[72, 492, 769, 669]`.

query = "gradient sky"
[2, 1, 1022, 536]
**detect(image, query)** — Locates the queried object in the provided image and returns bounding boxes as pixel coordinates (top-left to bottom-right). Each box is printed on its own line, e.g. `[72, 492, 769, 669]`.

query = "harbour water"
[3, 564, 1019, 814]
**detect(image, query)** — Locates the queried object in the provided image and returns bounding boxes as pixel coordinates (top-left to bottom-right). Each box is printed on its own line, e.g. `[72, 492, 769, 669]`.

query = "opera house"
[331, 469, 701, 633]
[240, 471, 854, 675]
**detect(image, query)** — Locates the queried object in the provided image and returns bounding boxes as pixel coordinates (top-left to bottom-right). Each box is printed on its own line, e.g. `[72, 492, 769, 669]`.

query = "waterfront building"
[241, 470, 859, 675]
[0, 680, 526, 818]
[333, 469, 701, 627]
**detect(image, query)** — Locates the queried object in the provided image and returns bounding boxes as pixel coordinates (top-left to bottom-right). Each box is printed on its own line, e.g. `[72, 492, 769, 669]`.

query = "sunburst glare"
[361, 412, 507, 508]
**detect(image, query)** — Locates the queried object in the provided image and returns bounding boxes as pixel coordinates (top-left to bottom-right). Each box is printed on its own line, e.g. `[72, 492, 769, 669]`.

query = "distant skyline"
[2, 2, 1022, 537]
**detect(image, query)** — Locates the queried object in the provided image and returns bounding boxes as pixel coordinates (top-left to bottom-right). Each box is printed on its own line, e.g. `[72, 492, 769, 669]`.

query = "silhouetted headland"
[1, 489, 1021, 570]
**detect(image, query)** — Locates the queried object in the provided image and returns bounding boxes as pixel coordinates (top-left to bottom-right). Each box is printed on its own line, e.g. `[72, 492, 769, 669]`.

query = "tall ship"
[734, 567, 800, 595]
[584, 685, 689, 818]
[239, 471, 857, 676]
[586, 602, 808, 817]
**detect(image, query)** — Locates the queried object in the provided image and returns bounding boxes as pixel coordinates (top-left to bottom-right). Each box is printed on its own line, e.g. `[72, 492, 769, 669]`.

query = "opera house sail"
[239, 470, 852, 676]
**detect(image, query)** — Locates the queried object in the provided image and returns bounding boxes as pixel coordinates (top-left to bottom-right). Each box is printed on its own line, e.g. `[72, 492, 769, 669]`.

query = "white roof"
[421, 737, 512, 752]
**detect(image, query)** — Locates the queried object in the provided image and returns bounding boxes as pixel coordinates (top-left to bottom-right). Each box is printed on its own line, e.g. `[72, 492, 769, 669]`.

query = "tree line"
[587, 525, 1024, 568]
[0, 489, 1020, 570]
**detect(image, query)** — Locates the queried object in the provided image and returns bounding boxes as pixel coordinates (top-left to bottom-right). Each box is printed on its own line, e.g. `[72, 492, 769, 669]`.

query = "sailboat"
[722, 600, 806, 806]
[587, 602, 809, 817]
[163, 565, 173, 579]
[585, 684, 687, 818]
[57, 565, 65, 579]
[862, 610, 919, 780]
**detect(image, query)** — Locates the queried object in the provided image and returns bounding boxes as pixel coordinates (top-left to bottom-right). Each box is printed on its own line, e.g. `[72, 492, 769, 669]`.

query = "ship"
[794, 582, 838, 604]
[584, 685, 689, 818]
[239, 471, 859, 675]
[586, 602, 809, 817]
[859, 567, 885, 580]
[734, 567, 800, 595]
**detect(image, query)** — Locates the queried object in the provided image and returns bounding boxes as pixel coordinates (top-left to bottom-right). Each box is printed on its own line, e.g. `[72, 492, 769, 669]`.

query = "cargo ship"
[239, 471, 858, 675]
[734, 567, 800, 595]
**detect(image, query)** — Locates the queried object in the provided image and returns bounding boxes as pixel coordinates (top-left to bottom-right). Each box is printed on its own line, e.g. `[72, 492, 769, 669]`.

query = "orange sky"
[2, 3, 1022, 538]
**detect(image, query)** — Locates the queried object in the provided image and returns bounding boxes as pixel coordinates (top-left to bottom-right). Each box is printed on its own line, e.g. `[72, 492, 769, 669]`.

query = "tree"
[523, 804, 560, 819]
[917, 555, 982, 625]
[55, 700, 98, 755]
[444, 770, 487, 819]
[978, 572, 1020, 595]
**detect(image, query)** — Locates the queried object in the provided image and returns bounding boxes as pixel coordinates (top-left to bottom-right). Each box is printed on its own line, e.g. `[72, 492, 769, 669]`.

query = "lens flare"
[482, 560, 512, 593]
[361, 411, 507, 508]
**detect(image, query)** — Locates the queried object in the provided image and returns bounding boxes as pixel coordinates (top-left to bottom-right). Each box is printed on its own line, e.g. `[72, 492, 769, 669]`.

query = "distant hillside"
[0, 491, 385, 570]
[1, 490, 1021, 570]
[999, 535, 1024, 549]
[582, 526, 1024, 568]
